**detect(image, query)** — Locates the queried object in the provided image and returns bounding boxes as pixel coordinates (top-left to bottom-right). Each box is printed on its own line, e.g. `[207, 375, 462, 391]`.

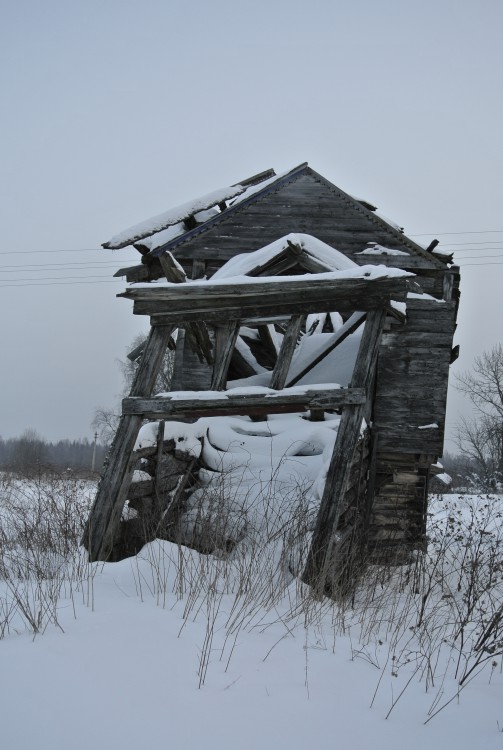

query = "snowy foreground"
[1, 479, 503, 750]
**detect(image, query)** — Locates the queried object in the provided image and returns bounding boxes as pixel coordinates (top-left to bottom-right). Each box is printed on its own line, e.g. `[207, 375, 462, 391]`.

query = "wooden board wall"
[160, 174, 445, 275]
[373, 298, 457, 456]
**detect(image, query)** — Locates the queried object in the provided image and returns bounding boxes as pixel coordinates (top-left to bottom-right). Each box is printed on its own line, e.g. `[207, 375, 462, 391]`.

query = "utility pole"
[91, 431, 98, 472]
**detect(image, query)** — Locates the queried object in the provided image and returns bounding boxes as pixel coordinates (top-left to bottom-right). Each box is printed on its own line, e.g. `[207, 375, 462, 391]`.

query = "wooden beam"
[122, 275, 410, 323]
[83, 324, 174, 562]
[158, 251, 186, 283]
[158, 251, 213, 365]
[211, 320, 242, 390]
[303, 309, 387, 595]
[122, 387, 366, 419]
[270, 315, 306, 390]
[192, 259, 206, 280]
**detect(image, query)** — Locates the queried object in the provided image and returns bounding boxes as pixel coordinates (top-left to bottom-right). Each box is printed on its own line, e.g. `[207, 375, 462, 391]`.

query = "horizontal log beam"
[122, 387, 366, 419]
[120, 275, 410, 322]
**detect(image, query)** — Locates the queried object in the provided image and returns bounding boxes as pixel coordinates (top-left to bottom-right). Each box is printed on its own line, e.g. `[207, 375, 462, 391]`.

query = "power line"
[459, 255, 503, 265]
[0, 260, 127, 270]
[0, 278, 123, 288]
[410, 230, 503, 236]
[0, 248, 103, 255]
[442, 240, 503, 246]
[458, 262, 503, 267]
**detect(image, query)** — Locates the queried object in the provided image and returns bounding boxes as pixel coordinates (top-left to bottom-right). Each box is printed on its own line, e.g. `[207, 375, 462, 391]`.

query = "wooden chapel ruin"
[84, 163, 460, 595]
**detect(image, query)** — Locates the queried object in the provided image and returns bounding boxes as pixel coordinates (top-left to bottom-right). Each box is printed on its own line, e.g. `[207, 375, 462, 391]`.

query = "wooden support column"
[270, 314, 305, 390]
[158, 251, 213, 365]
[211, 320, 241, 390]
[303, 309, 386, 595]
[83, 324, 174, 561]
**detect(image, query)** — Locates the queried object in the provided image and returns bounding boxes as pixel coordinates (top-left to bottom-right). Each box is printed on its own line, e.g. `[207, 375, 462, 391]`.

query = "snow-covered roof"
[103, 162, 448, 271]
[103, 186, 247, 249]
[211, 233, 358, 280]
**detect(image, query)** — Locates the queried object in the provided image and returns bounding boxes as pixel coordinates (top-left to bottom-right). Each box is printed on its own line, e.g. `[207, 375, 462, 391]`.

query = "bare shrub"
[0, 472, 96, 637]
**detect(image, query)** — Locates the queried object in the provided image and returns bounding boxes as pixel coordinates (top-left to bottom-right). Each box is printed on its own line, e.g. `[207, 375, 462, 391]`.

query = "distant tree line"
[0, 429, 107, 476]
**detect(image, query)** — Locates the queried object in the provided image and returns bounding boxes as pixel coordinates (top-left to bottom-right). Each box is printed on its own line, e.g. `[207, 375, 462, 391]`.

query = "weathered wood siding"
[367, 452, 431, 560]
[166, 173, 444, 275]
[373, 297, 457, 456]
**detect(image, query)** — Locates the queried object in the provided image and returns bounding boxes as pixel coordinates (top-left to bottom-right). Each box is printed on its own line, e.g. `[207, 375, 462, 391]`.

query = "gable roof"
[106, 163, 447, 272]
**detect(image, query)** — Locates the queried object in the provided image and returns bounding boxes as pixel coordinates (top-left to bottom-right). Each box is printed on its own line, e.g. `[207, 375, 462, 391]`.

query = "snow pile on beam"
[356, 243, 409, 256]
[212, 233, 357, 280]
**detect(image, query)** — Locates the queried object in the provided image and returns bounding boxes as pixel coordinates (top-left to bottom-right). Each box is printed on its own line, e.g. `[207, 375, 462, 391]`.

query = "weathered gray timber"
[148, 167, 446, 275]
[120, 274, 411, 323]
[122, 387, 366, 419]
[211, 321, 241, 390]
[303, 309, 386, 595]
[92, 161, 460, 581]
[83, 324, 174, 561]
[270, 315, 306, 390]
[373, 298, 458, 455]
[157, 250, 214, 366]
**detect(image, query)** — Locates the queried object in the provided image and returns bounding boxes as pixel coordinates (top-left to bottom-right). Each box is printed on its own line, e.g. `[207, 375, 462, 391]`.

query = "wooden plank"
[122, 275, 410, 322]
[270, 315, 305, 389]
[192, 259, 206, 279]
[156, 457, 198, 535]
[114, 264, 151, 282]
[157, 251, 213, 366]
[122, 387, 367, 419]
[303, 309, 386, 595]
[158, 251, 186, 283]
[155, 421, 165, 501]
[211, 321, 241, 390]
[154, 174, 444, 271]
[83, 324, 174, 561]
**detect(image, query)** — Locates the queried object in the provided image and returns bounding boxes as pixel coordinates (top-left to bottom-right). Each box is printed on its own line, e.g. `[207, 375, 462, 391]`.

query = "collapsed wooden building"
[84, 163, 460, 594]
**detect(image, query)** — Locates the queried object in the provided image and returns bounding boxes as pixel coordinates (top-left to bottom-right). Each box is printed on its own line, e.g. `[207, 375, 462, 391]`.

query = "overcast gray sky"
[1, 0, 502, 452]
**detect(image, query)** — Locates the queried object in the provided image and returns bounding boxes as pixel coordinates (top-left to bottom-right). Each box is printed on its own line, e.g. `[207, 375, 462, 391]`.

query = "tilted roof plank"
[102, 168, 277, 251]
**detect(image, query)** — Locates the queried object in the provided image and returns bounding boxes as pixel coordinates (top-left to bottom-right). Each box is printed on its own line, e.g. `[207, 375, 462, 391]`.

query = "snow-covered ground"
[1, 478, 503, 750]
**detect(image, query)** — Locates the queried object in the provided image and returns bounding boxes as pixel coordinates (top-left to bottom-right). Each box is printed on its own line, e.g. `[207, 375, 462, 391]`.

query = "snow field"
[1, 474, 503, 749]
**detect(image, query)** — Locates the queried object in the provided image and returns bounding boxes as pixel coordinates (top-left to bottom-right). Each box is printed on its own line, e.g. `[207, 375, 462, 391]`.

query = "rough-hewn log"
[270, 315, 306, 390]
[120, 275, 410, 323]
[303, 309, 386, 595]
[158, 251, 213, 365]
[211, 321, 241, 390]
[83, 324, 174, 561]
[122, 387, 366, 419]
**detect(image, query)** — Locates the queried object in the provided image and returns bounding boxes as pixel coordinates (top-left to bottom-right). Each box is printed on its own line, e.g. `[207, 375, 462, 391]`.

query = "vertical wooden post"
[211, 320, 241, 390]
[302, 309, 386, 595]
[155, 420, 166, 502]
[270, 314, 305, 390]
[83, 324, 174, 561]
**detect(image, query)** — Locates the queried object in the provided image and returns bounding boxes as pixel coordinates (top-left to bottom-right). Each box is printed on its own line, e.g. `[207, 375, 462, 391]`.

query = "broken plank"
[270, 314, 306, 390]
[211, 320, 241, 390]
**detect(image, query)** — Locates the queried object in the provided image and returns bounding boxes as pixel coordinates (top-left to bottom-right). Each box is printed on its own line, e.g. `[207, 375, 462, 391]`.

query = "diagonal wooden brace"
[302, 309, 387, 595]
[83, 324, 174, 561]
